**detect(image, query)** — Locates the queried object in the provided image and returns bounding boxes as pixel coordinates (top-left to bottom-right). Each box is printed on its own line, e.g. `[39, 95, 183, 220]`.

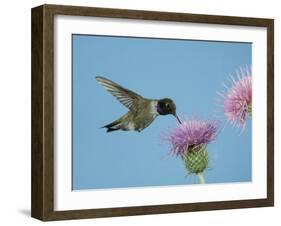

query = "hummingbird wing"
[96, 76, 144, 110]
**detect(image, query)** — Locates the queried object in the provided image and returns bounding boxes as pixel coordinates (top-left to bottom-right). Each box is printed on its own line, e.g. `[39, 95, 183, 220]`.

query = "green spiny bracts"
[183, 145, 209, 174]
[247, 102, 252, 117]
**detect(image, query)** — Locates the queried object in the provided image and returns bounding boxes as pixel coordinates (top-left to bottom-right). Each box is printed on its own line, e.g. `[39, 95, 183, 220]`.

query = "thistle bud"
[218, 66, 252, 128]
[183, 145, 208, 175]
[167, 118, 218, 184]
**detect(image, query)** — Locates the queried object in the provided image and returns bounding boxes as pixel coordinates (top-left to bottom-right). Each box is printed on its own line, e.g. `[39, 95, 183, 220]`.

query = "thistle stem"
[197, 172, 205, 184]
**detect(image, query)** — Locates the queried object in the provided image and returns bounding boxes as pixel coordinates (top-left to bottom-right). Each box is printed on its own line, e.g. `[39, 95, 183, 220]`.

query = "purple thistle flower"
[222, 67, 252, 127]
[167, 118, 218, 156]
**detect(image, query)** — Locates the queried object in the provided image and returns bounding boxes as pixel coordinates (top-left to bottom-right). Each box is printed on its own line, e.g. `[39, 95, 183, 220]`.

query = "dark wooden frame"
[31, 4, 274, 221]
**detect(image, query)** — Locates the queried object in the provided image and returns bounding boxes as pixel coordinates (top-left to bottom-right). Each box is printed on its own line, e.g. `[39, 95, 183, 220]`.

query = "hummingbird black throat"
[96, 76, 182, 132]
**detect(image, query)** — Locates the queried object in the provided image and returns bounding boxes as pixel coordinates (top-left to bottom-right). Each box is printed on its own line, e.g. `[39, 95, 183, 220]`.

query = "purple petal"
[167, 118, 219, 156]
[220, 66, 252, 127]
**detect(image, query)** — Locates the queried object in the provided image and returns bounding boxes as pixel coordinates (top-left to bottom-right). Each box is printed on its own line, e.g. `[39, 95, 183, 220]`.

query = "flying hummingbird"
[96, 76, 181, 132]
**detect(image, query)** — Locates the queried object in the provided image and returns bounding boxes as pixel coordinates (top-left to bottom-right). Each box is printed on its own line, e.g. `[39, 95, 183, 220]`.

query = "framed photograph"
[31, 4, 274, 221]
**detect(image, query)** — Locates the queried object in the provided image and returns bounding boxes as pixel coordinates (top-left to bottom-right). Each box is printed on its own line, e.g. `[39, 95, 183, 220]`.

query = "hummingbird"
[96, 76, 181, 132]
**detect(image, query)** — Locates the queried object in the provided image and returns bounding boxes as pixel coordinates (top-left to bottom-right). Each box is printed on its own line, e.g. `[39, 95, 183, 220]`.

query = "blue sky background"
[72, 34, 252, 190]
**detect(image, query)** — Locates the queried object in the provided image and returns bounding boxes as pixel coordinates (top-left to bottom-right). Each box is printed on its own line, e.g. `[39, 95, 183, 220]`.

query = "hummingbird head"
[157, 98, 182, 124]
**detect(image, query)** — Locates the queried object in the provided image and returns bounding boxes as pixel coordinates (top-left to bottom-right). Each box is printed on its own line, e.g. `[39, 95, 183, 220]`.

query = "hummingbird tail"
[105, 127, 120, 133]
[101, 120, 121, 133]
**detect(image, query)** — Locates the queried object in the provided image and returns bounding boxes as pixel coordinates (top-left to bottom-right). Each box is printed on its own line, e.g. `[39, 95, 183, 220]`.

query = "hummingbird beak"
[174, 114, 182, 124]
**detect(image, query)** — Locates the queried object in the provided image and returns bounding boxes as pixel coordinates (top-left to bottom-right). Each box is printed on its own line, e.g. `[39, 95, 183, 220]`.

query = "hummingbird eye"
[165, 103, 170, 108]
